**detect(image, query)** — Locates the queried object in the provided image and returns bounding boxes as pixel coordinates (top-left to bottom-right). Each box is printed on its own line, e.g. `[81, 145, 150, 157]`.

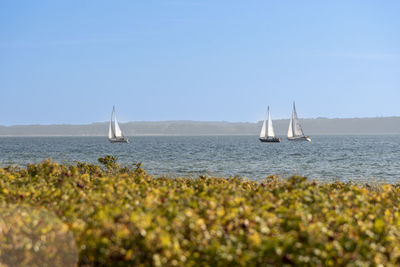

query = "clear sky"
[0, 0, 399, 125]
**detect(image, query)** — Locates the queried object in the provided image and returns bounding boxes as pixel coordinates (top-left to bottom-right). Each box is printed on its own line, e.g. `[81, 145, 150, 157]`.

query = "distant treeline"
[1, 117, 400, 136]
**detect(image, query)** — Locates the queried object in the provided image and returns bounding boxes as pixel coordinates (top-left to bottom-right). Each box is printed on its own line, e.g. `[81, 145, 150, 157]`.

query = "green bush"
[1, 158, 400, 266]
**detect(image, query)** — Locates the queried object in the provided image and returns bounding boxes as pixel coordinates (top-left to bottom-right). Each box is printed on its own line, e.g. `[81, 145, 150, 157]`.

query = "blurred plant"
[1, 158, 400, 266]
[0, 205, 78, 267]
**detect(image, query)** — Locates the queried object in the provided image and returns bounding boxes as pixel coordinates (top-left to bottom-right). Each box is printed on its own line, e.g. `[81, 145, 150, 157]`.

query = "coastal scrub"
[1, 158, 400, 266]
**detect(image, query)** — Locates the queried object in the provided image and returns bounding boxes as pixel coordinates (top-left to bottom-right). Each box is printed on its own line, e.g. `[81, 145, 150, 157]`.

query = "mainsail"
[114, 114, 123, 138]
[292, 103, 304, 137]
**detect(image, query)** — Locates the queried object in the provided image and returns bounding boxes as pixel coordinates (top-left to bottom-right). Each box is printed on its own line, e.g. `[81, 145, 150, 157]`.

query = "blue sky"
[0, 0, 399, 125]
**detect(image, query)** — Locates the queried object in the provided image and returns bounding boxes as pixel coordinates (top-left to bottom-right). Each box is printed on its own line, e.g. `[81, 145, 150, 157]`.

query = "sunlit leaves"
[1, 159, 400, 266]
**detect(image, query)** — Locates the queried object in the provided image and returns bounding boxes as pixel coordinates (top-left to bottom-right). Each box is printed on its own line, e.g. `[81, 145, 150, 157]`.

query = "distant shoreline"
[1, 117, 400, 136]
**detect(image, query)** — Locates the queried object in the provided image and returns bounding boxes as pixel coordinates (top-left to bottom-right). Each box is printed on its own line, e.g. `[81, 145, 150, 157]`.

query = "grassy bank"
[1, 157, 400, 266]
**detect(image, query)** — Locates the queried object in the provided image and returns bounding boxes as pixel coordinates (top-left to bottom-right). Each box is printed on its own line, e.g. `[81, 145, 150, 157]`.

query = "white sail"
[267, 107, 275, 137]
[287, 115, 293, 138]
[292, 103, 304, 137]
[259, 118, 267, 138]
[260, 106, 276, 138]
[109, 108, 115, 139]
[114, 114, 123, 138]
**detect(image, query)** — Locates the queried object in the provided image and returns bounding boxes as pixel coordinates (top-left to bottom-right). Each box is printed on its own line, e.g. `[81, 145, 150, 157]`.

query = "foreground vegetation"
[1, 157, 400, 266]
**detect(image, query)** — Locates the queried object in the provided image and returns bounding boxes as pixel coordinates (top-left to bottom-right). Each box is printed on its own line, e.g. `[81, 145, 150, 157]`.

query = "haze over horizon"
[1, 1, 399, 125]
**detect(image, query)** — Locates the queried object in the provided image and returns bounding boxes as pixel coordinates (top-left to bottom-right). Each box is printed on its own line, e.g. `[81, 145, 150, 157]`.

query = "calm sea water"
[1, 135, 400, 183]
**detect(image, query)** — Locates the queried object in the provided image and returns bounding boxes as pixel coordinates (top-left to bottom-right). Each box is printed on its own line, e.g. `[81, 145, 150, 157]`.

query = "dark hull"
[259, 137, 281, 143]
[109, 138, 129, 143]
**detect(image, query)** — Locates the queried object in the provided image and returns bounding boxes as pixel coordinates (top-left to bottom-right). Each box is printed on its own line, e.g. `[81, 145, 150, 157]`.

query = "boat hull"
[109, 138, 129, 143]
[259, 137, 281, 143]
[287, 136, 311, 142]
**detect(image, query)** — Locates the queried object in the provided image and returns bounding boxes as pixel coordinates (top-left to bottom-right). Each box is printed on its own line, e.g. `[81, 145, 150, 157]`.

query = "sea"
[1, 135, 400, 184]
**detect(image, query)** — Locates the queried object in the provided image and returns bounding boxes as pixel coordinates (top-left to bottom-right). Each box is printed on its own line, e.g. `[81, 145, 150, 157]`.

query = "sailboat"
[108, 106, 129, 143]
[259, 106, 281, 143]
[287, 102, 311, 141]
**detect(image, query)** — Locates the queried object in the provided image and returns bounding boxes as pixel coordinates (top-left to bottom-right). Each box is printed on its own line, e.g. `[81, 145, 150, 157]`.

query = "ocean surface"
[1, 135, 400, 183]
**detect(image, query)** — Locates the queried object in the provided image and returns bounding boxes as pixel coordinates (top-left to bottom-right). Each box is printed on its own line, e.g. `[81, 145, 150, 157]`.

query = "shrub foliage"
[1, 158, 400, 266]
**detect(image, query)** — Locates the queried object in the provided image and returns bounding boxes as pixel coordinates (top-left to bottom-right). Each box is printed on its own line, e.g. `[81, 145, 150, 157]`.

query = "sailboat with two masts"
[259, 106, 281, 143]
[108, 106, 129, 143]
[287, 102, 311, 141]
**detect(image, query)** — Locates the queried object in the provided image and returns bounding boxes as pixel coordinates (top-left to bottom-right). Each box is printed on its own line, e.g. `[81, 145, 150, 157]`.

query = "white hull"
[287, 136, 311, 142]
